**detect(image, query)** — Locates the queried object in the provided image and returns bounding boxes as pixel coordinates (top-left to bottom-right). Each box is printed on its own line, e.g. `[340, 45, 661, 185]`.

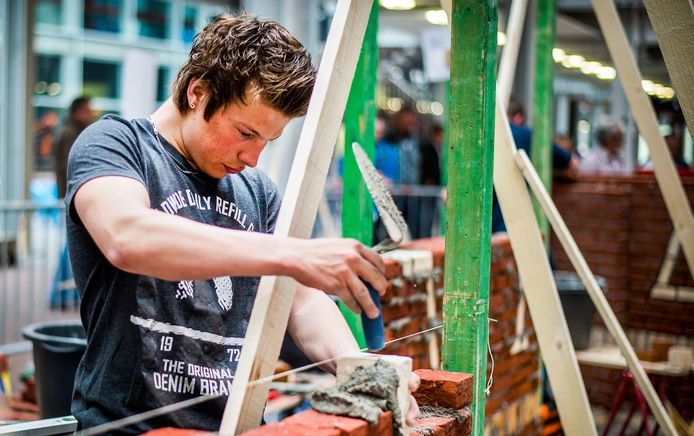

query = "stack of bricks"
[552, 175, 694, 413]
[391, 236, 541, 434]
[240, 368, 473, 435]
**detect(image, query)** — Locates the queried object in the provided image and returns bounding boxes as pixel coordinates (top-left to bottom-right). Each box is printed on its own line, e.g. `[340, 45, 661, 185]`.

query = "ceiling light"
[430, 101, 444, 116]
[425, 9, 447, 25]
[580, 61, 602, 75]
[552, 48, 565, 62]
[563, 55, 585, 68]
[380, 0, 416, 10]
[641, 80, 654, 94]
[662, 87, 675, 99]
[497, 32, 507, 46]
[595, 66, 616, 80]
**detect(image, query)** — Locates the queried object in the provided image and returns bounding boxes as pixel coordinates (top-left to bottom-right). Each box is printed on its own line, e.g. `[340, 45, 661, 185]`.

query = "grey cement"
[311, 359, 403, 430]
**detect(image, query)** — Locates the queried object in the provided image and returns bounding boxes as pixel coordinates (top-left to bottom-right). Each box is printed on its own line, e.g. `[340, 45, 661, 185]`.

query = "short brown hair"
[173, 14, 316, 120]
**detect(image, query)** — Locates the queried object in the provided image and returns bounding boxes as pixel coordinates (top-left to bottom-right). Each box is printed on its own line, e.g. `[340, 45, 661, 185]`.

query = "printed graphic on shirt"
[158, 189, 255, 231]
[131, 316, 243, 396]
[133, 185, 258, 400]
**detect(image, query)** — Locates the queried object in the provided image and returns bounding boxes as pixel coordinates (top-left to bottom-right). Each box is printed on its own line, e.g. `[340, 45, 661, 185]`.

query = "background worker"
[67, 14, 418, 433]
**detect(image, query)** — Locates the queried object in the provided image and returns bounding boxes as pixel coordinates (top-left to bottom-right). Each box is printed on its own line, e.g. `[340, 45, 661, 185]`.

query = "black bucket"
[554, 271, 605, 350]
[23, 320, 87, 418]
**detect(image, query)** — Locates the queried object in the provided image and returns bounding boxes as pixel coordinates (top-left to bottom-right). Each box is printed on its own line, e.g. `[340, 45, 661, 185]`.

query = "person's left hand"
[405, 372, 421, 426]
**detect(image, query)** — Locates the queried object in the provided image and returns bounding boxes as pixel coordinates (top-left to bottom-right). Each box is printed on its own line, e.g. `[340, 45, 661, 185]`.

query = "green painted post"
[531, 0, 555, 247]
[340, 1, 379, 349]
[443, 1, 497, 434]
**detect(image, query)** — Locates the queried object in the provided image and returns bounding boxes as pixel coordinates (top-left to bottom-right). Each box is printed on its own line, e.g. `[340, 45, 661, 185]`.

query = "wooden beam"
[340, 0, 379, 349]
[497, 0, 529, 107]
[643, 0, 694, 139]
[443, 2, 496, 434]
[514, 149, 678, 436]
[531, 0, 555, 246]
[493, 100, 597, 435]
[220, 1, 374, 433]
[591, 0, 694, 277]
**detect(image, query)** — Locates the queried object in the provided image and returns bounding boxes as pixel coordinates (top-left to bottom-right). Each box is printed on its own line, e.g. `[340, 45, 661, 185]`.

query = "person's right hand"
[287, 238, 387, 319]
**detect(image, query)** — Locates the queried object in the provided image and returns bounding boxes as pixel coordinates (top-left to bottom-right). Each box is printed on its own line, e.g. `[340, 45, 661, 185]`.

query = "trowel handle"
[360, 281, 385, 352]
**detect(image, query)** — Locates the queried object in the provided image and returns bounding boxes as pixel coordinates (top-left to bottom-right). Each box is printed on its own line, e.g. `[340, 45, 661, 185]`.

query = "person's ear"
[186, 78, 207, 110]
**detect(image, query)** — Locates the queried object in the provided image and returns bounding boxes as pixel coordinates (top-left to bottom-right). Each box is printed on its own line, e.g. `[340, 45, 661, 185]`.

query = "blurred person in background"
[49, 96, 94, 310]
[492, 97, 577, 233]
[579, 118, 628, 175]
[54, 96, 95, 198]
[374, 110, 400, 183]
[33, 111, 59, 172]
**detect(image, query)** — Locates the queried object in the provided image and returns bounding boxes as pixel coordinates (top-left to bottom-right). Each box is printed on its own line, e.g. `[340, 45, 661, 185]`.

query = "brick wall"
[402, 237, 542, 434]
[552, 174, 694, 414]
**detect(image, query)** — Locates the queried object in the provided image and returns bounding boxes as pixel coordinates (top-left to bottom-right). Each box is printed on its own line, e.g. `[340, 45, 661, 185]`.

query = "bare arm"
[73, 176, 387, 317]
[287, 285, 359, 374]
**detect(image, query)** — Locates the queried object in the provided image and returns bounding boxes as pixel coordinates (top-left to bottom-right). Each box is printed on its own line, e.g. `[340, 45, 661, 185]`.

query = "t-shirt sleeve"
[65, 116, 147, 225]
[262, 174, 282, 234]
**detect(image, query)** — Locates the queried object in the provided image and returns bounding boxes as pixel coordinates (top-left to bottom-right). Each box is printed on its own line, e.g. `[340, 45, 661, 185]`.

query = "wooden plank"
[220, 1, 374, 433]
[591, 0, 694, 277]
[493, 100, 597, 435]
[443, 2, 497, 434]
[531, 0, 555, 246]
[515, 149, 678, 436]
[340, 0, 379, 349]
[643, 0, 694, 139]
[497, 0, 529, 107]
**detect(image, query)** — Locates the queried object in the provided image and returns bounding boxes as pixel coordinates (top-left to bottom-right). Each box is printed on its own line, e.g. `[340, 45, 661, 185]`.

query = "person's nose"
[240, 142, 266, 168]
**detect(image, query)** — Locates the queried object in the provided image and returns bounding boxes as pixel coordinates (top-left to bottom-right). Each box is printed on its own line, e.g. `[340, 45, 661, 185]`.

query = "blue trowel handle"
[360, 281, 385, 352]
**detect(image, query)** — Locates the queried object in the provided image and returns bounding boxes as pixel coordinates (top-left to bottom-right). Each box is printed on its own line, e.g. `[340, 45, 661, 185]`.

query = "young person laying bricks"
[66, 14, 419, 434]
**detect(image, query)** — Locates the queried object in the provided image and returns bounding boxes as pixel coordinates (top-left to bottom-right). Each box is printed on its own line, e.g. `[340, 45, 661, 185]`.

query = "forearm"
[102, 207, 297, 281]
[287, 285, 359, 374]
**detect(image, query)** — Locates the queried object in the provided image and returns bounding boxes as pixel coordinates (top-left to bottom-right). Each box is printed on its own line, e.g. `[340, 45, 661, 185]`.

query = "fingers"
[347, 274, 379, 319]
[408, 372, 420, 392]
[358, 243, 386, 275]
[406, 394, 420, 426]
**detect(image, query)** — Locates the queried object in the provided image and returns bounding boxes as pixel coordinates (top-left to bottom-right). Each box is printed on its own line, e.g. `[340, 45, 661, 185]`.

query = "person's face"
[396, 111, 417, 136]
[74, 104, 95, 126]
[604, 128, 624, 154]
[182, 84, 292, 179]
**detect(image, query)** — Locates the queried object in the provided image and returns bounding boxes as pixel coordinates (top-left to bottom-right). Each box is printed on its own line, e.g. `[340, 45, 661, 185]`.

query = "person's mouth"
[224, 165, 244, 174]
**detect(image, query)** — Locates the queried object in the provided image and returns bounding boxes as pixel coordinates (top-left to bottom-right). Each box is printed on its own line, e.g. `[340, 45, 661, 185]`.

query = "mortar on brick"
[310, 359, 404, 432]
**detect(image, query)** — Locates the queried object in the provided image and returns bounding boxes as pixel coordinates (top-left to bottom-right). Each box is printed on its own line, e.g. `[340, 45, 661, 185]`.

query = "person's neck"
[150, 99, 190, 161]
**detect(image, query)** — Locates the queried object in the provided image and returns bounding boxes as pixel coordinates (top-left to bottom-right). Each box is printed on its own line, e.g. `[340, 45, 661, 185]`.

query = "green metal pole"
[531, 0, 555, 247]
[340, 1, 379, 349]
[443, 1, 497, 434]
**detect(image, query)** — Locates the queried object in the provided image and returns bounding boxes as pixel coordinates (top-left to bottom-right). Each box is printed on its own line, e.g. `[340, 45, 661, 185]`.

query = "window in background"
[35, 0, 63, 25]
[182, 5, 197, 44]
[34, 55, 62, 96]
[137, 0, 171, 39]
[83, 60, 121, 99]
[84, 0, 122, 33]
[157, 66, 171, 103]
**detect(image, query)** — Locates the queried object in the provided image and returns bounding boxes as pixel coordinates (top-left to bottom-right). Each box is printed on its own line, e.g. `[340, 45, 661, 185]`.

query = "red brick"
[283, 409, 368, 436]
[384, 259, 401, 279]
[413, 369, 473, 409]
[413, 416, 456, 435]
[241, 422, 341, 435]
[141, 429, 214, 436]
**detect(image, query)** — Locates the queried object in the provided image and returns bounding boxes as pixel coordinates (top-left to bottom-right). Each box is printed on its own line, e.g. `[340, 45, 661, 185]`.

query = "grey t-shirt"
[66, 114, 281, 433]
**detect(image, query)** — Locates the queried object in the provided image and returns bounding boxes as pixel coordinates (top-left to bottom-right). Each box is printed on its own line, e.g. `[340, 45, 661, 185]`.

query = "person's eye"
[239, 129, 254, 139]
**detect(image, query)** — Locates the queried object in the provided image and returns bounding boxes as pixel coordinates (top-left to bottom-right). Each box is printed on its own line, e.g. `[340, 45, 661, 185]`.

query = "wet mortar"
[310, 359, 403, 431]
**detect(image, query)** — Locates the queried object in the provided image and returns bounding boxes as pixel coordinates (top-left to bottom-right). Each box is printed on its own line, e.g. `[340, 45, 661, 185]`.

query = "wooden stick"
[591, 0, 694, 277]
[443, 2, 497, 434]
[643, 0, 694, 140]
[497, 0, 529, 107]
[220, 1, 373, 433]
[514, 149, 678, 436]
[493, 100, 597, 435]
